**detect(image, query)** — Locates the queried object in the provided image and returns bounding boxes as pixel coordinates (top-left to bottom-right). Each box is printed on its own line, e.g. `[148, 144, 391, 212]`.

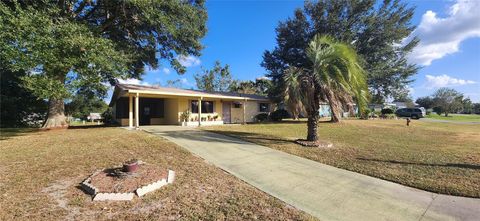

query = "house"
[87, 113, 102, 121]
[109, 84, 273, 128]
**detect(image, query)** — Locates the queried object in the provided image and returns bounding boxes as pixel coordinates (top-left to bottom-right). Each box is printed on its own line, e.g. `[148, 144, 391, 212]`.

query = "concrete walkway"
[142, 126, 480, 221]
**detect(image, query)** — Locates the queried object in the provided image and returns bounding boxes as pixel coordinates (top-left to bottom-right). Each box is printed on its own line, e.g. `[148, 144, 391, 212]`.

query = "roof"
[110, 83, 270, 106]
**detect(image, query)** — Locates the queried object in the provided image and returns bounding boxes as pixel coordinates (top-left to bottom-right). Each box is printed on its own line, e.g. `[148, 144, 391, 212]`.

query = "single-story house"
[109, 84, 273, 128]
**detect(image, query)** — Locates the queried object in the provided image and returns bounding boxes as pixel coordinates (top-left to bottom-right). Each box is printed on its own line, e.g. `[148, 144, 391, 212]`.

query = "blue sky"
[120, 0, 480, 102]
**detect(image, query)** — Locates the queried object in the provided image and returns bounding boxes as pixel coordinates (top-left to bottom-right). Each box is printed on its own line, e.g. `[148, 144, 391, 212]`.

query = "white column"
[128, 95, 133, 128]
[198, 97, 202, 126]
[135, 93, 139, 129]
[243, 98, 246, 124]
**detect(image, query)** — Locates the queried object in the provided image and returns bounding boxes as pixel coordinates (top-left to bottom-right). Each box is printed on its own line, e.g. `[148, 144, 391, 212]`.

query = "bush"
[102, 108, 114, 125]
[255, 113, 269, 122]
[381, 108, 394, 115]
[384, 113, 396, 119]
[270, 109, 290, 121]
[359, 109, 371, 119]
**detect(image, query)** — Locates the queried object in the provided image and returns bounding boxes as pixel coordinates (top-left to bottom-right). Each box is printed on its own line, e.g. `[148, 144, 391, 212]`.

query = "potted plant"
[213, 115, 218, 121]
[180, 110, 191, 126]
[123, 159, 139, 173]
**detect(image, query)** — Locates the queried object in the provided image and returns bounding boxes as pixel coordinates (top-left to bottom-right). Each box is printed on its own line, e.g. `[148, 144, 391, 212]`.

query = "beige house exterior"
[109, 84, 273, 128]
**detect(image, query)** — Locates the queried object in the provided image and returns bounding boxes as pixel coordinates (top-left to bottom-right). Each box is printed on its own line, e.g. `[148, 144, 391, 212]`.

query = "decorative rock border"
[81, 168, 175, 201]
[94, 192, 135, 201]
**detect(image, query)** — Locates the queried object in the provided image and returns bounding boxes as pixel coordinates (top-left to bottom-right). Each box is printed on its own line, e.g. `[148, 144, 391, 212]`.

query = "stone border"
[81, 168, 175, 201]
[94, 192, 135, 201]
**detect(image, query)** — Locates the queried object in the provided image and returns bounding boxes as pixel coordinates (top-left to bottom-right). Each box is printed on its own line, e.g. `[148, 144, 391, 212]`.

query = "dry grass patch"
[0, 127, 315, 221]
[204, 119, 480, 198]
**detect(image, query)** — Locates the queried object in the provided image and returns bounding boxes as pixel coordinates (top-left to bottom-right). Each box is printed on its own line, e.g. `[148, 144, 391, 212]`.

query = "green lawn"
[426, 113, 480, 122]
[0, 127, 314, 220]
[203, 119, 480, 198]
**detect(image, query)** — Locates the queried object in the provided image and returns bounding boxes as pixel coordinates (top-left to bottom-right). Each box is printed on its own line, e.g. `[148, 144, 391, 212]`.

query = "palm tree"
[284, 72, 305, 120]
[283, 35, 368, 141]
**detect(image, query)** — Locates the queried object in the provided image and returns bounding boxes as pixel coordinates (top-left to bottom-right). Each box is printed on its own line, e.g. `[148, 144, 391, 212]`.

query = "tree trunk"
[444, 112, 448, 117]
[323, 87, 342, 123]
[306, 110, 319, 141]
[42, 98, 68, 128]
[306, 89, 321, 141]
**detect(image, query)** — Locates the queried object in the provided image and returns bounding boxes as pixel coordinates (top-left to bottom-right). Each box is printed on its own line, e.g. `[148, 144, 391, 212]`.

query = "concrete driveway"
[142, 125, 480, 221]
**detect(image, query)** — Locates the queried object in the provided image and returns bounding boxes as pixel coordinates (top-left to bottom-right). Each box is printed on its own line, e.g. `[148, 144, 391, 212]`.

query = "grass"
[0, 127, 315, 220]
[426, 113, 480, 122]
[203, 119, 480, 198]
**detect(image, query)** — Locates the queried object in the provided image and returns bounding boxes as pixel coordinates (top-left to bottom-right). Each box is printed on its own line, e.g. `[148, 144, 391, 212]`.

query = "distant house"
[109, 84, 273, 128]
[88, 113, 102, 121]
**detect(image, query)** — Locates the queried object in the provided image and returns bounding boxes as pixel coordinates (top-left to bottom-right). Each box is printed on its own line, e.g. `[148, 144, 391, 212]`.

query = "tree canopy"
[262, 0, 418, 104]
[65, 89, 108, 120]
[194, 61, 233, 92]
[229, 78, 272, 95]
[0, 0, 207, 127]
[432, 88, 464, 117]
[0, 68, 47, 127]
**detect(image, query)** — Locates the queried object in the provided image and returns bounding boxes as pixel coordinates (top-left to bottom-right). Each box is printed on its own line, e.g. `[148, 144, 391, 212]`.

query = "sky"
[118, 0, 480, 102]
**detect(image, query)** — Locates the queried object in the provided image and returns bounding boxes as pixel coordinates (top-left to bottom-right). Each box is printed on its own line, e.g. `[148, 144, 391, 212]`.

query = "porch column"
[242, 98, 247, 124]
[128, 95, 133, 128]
[135, 93, 139, 129]
[198, 97, 202, 126]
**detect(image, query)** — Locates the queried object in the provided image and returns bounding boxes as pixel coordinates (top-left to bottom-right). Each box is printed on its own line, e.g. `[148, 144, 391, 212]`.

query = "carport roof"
[110, 83, 270, 106]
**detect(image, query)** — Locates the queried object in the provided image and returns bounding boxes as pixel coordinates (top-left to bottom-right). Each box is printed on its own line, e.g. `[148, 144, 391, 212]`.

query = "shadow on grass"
[357, 158, 480, 170]
[68, 124, 121, 130]
[248, 119, 334, 125]
[0, 128, 38, 140]
[207, 130, 294, 146]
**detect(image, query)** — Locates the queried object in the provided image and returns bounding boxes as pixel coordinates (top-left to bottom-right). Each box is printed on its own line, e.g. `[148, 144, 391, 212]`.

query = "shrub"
[255, 113, 269, 122]
[381, 108, 394, 115]
[102, 108, 114, 125]
[385, 113, 396, 119]
[270, 109, 290, 121]
[359, 109, 371, 119]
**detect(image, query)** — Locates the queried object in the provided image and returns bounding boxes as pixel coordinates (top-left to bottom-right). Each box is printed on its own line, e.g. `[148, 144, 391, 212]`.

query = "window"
[233, 102, 242, 108]
[259, 103, 270, 112]
[191, 100, 214, 113]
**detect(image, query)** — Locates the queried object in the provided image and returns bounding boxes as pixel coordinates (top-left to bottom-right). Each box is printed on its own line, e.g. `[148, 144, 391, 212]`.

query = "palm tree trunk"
[306, 110, 319, 141]
[323, 87, 342, 123]
[306, 89, 321, 141]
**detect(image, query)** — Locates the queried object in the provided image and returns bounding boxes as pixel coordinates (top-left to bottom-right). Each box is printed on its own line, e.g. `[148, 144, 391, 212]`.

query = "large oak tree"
[263, 0, 418, 107]
[0, 0, 207, 128]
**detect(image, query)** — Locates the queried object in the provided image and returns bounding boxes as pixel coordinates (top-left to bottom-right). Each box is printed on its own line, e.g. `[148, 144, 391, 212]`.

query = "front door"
[222, 101, 231, 123]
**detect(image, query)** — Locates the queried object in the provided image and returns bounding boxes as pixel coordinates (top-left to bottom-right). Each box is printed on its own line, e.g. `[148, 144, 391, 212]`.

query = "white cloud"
[162, 68, 170, 74]
[117, 78, 150, 86]
[408, 0, 480, 65]
[177, 55, 201, 67]
[180, 77, 193, 86]
[425, 74, 476, 88]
